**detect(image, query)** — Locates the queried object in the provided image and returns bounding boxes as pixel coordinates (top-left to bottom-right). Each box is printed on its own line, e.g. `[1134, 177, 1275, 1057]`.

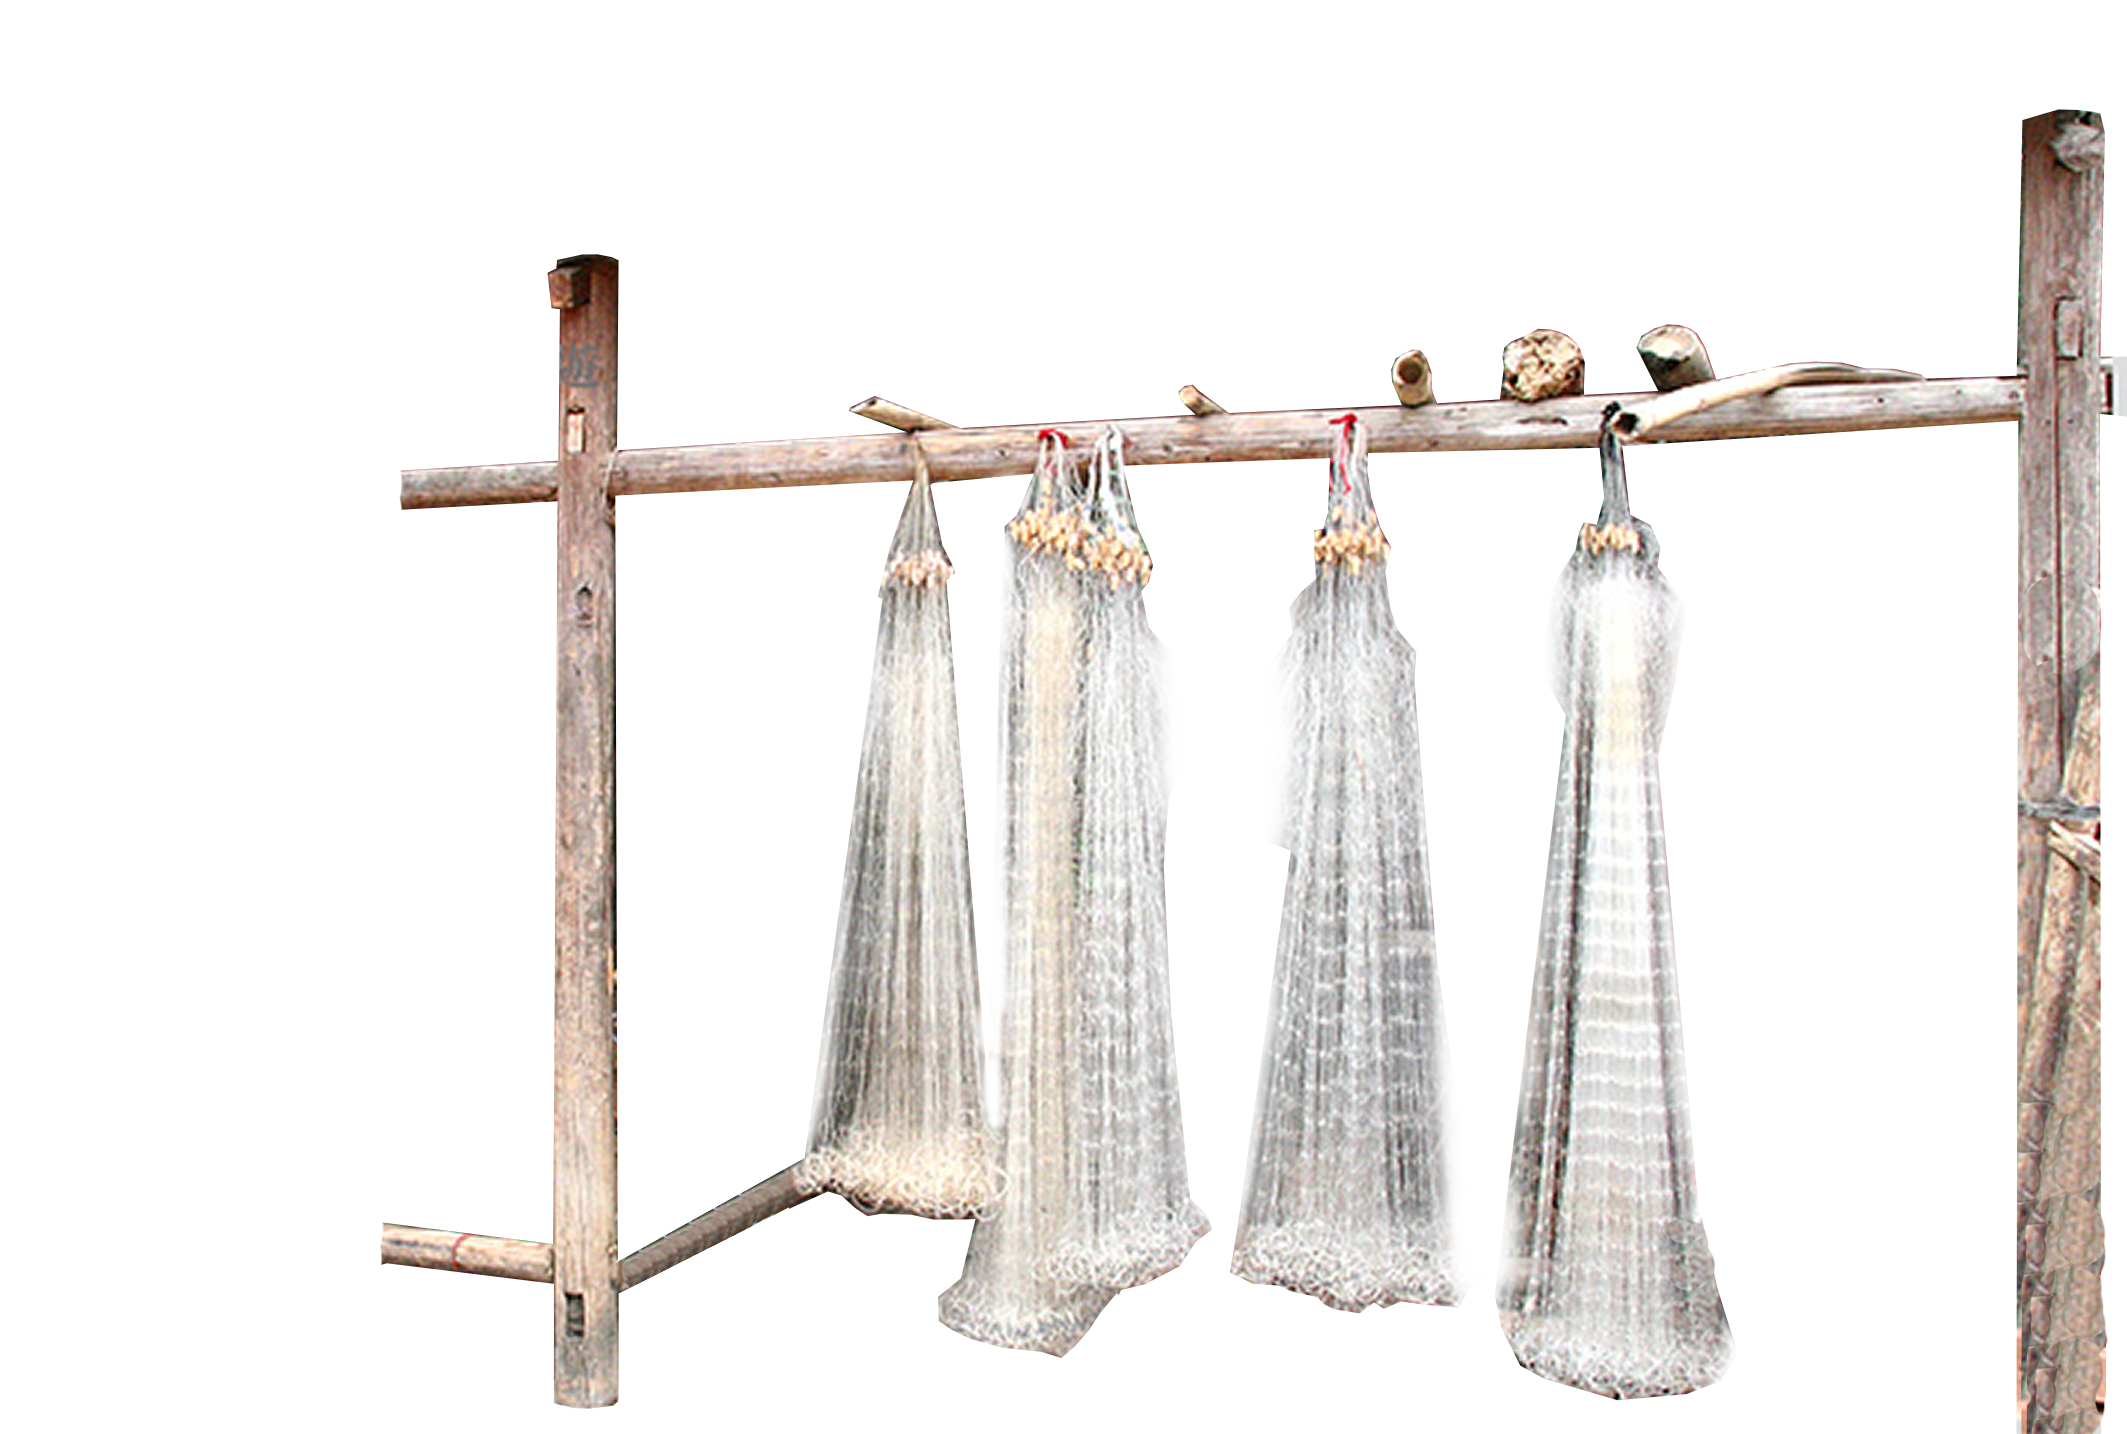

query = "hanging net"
[797, 454, 994, 1220]
[940, 431, 1114, 1353]
[1048, 427, 1208, 1291]
[1496, 426, 1731, 1398]
[1232, 415, 1457, 1313]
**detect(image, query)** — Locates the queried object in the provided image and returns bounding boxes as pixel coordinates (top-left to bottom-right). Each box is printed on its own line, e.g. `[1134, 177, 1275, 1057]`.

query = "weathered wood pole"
[551, 253, 621, 1407]
[2015, 110, 2104, 1434]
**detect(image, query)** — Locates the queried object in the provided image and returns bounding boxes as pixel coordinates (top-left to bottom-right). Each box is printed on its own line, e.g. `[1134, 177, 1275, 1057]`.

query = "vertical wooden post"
[551, 253, 620, 1407]
[2016, 112, 2104, 1434]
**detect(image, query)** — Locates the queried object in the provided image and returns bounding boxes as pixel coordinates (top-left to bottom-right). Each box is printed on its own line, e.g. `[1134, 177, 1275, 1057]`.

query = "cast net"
[940, 432, 1114, 1353]
[1495, 440, 1732, 1398]
[1232, 415, 1457, 1312]
[1047, 427, 1208, 1291]
[797, 455, 994, 1219]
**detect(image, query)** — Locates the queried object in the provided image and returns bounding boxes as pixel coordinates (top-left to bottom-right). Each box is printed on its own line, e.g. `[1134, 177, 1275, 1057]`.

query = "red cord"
[1330, 413, 1358, 492]
[449, 1232, 475, 1272]
[1037, 428, 1070, 447]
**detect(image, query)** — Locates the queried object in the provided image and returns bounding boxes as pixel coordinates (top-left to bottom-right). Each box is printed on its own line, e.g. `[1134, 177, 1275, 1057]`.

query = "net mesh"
[797, 458, 994, 1219]
[1049, 428, 1208, 1290]
[944, 429, 1114, 1344]
[1232, 416, 1458, 1313]
[1496, 510, 1732, 1398]
[941, 429, 1203, 1355]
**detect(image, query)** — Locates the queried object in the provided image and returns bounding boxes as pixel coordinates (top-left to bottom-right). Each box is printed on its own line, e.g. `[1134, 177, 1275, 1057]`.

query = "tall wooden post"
[2016, 112, 2104, 1434]
[551, 253, 621, 1407]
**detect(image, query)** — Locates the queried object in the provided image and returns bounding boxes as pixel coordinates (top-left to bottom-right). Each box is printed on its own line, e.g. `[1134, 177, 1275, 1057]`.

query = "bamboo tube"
[1391, 350, 1435, 406]
[383, 1223, 554, 1282]
[1611, 363, 1923, 438]
[1637, 325, 1715, 390]
[852, 396, 957, 431]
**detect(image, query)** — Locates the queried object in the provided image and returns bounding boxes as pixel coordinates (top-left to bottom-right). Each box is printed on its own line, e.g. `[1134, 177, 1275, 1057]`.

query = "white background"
[8, 5, 2120, 1430]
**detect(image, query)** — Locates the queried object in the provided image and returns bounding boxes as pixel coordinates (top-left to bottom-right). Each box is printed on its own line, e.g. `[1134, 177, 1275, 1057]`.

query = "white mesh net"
[1050, 428, 1208, 1290]
[944, 429, 1114, 1344]
[940, 429, 1203, 1355]
[797, 458, 994, 1220]
[1496, 501, 1732, 1398]
[1232, 416, 1458, 1313]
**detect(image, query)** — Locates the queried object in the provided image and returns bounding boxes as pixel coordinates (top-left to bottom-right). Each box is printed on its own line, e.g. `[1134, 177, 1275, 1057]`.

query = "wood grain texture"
[2047, 825, 2102, 885]
[2015, 109, 2105, 1434]
[618, 1165, 818, 1290]
[1390, 349, 1435, 406]
[850, 396, 956, 431]
[401, 374, 2046, 509]
[2022, 673, 2104, 1434]
[1178, 384, 1226, 416]
[1611, 363, 1922, 438]
[383, 1223, 554, 1282]
[552, 253, 620, 1408]
[1636, 324, 1715, 390]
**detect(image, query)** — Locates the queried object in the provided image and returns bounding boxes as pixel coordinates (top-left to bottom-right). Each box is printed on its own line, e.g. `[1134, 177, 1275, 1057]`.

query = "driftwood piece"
[1500, 329, 1585, 401]
[1611, 363, 1922, 439]
[1391, 350, 1435, 406]
[851, 396, 956, 431]
[1178, 385, 1226, 416]
[1637, 325, 1715, 391]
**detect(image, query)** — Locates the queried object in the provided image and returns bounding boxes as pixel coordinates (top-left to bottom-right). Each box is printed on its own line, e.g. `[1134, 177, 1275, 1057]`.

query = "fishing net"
[797, 455, 994, 1220]
[1496, 421, 1731, 1398]
[940, 431, 1113, 1353]
[1048, 428, 1207, 1290]
[1232, 415, 1458, 1313]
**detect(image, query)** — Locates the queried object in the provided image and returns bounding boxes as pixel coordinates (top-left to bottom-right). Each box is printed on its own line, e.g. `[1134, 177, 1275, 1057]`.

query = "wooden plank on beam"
[552, 253, 621, 1409]
[401, 373, 2051, 509]
[382, 1223, 554, 1283]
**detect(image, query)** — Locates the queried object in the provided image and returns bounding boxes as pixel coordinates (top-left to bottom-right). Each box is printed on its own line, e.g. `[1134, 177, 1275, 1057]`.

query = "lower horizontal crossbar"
[382, 1223, 553, 1282]
[381, 1164, 816, 1293]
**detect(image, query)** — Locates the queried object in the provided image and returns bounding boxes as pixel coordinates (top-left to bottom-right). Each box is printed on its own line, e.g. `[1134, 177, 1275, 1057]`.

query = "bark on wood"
[2047, 825, 2101, 885]
[1390, 350, 1435, 406]
[851, 396, 956, 431]
[618, 1165, 818, 1290]
[2016, 107, 2106, 1434]
[402, 374, 2037, 508]
[1612, 363, 1922, 438]
[1637, 325, 1715, 391]
[1178, 384, 1226, 416]
[552, 254, 620, 1409]
[2019, 111, 2108, 987]
[2022, 672, 2104, 1434]
[383, 1223, 555, 1283]
[1499, 329, 1584, 401]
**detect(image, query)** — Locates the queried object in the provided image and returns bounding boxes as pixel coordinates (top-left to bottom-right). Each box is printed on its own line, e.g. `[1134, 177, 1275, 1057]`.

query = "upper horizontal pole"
[400, 370, 2110, 510]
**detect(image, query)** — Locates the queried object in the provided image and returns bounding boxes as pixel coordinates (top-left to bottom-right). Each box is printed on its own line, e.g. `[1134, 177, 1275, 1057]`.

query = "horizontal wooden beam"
[382, 1222, 554, 1282]
[401, 367, 2116, 510]
[618, 1165, 816, 1291]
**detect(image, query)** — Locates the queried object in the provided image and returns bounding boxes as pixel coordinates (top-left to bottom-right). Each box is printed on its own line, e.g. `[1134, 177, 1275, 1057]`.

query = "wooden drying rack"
[383, 110, 2111, 1422]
